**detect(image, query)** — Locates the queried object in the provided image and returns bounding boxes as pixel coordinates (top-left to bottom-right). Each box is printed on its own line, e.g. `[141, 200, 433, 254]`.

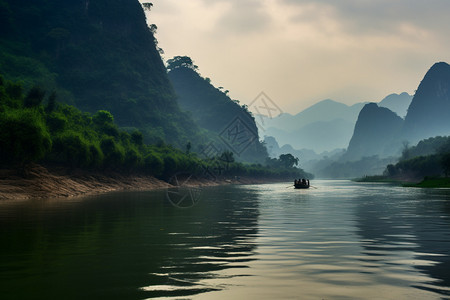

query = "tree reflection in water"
[0, 186, 260, 299]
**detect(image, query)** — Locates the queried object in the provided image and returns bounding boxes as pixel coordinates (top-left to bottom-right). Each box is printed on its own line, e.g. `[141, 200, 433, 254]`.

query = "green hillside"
[0, 0, 201, 146]
[167, 56, 269, 163]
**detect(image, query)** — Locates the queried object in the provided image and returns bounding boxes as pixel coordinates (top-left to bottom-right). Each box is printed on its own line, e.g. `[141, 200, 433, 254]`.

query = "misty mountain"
[0, 0, 201, 146]
[320, 62, 450, 178]
[168, 59, 268, 163]
[343, 103, 404, 161]
[263, 118, 354, 153]
[378, 92, 412, 118]
[343, 62, 450, 163]
[403, 62, 450, 143]
[264, 136, 344, 168]
[262, 99, 365, 131]
[259, 92, 412, 154]
[260, 100, 365, 152]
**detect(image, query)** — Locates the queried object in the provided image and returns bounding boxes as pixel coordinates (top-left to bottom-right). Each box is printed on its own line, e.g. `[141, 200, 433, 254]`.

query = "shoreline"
[353, 175, 450, 188]
[0, 164, 285, 201]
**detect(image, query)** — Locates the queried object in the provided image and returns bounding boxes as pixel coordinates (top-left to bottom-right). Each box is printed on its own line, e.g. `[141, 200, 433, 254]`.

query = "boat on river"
[294, 179, 310, 189]
[294, 183, 310, 189]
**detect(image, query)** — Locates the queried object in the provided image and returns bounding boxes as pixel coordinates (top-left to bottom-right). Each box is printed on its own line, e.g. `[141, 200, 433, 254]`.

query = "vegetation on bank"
[0, 0, 206, 148]
[384, 137, 450, 179]
[0, 76, 311, 181]
[403, 177, 450, 188]
[354, 136, 450, 187]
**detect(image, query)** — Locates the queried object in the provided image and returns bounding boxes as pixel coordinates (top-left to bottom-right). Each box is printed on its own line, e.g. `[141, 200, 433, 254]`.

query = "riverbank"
[403, 176, 450, 188]
[0, 164, 284, 200]
[0, 164, 170, 200]
[354, 175, 450, 188]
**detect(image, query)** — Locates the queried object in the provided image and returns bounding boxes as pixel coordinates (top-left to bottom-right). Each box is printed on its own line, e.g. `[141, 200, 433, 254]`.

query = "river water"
[1, 180, 450, 299]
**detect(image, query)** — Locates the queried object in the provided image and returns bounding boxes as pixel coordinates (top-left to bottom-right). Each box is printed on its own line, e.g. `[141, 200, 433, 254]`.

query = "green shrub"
[144, 151, 164, 177]
[46, 111, 67, 133]
[89, 143, 104, 167]
[93, 110, 114, 125]
[0, 109, 51, 164]
[124, 147, 143, 169]
[100, 136, 125, 167]
[51, 131, 91, 167]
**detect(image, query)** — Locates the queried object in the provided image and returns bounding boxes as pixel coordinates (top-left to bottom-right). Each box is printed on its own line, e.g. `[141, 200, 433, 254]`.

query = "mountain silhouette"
[403, 62, 450, 143]
[261, 100, 365, 152]
[344, 103, 403, 161]
[378, 92, 412, 118]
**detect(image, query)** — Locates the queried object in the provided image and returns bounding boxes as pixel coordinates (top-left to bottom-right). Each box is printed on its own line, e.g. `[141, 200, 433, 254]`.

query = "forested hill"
[167, 56, 269, 163]
[0, 0, 200, 146]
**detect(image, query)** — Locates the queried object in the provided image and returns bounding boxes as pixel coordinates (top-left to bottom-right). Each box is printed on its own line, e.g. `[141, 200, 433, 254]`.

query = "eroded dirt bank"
[0, 164, 171, 200]
[0, 164, 282, 201]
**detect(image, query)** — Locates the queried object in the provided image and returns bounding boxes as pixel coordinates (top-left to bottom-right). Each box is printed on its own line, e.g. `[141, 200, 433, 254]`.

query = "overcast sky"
[142, 0, 450, 114]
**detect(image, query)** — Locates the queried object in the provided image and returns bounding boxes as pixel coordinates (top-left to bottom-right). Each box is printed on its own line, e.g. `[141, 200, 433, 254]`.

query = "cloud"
[214, 0, 272, 35]
[146, 0, 450, 113]
[282, 0, 450, 37]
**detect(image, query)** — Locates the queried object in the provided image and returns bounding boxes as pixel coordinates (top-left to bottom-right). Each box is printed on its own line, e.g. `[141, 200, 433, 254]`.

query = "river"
[1, 180, 450, 299]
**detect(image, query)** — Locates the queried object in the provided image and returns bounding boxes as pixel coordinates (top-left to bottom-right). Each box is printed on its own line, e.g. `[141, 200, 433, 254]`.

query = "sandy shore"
[0, 164, 282, 200]
[0, 164, 174, 200]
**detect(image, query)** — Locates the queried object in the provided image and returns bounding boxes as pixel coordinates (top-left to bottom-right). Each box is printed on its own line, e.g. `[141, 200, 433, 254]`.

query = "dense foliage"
[384, 136, 450, 179]
[0, 0, 310, 180]
[0, 76, 201, 177]
[0, 0, 203, 147]
[0, 77, 311, 180]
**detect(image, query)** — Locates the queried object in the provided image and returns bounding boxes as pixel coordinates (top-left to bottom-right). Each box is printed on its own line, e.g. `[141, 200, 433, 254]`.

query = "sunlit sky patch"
[141, 0, 450, 113]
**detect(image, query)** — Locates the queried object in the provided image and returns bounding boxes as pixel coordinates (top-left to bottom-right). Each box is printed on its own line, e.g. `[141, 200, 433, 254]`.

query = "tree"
[93, 110, 114, 125]
[149, 24, 157, 34]
[131, 130, 143, 146]
[142, 2, 153, 11]
[45, 91, 57, 113]
[186, 141, 191, 154]
[384, 164, 398, 177]
[278, 153, 299, 168]
[167, 56, 198, 72]
[24, 86, 45, 108]
[219, 150, 234, 171]
[442, 153, 450, 177]
[401, 141, 410, 160]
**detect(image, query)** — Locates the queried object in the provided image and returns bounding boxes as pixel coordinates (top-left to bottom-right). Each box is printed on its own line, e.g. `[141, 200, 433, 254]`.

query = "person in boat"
[307, 179, 310, 186]
[294, 179, 298, 185]
[302, 178, 306, 185]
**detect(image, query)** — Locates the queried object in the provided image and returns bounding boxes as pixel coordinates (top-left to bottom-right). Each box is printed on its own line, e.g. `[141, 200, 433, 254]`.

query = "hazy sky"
[143, 0, 450, 114]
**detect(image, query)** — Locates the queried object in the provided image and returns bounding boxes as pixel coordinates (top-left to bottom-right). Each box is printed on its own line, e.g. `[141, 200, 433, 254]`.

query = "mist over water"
[1, 181, 450, 299]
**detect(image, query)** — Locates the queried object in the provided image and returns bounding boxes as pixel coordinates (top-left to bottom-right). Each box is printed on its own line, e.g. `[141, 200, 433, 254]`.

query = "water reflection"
[0, 186, 260, 299]
[354, 185, 450, 297]
[2, 182, 450, 299]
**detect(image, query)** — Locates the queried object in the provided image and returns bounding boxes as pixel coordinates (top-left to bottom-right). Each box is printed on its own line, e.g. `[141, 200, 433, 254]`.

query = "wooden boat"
[294, 183, 310, 189]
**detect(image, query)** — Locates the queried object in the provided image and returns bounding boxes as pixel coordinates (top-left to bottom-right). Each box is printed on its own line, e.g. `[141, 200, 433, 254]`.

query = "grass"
[403, 176, 450, 188]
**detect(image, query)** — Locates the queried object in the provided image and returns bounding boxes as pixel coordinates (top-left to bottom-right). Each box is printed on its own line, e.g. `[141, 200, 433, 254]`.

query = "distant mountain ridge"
[343, 62, 450, 161]
[378, 92, 412, 118]
[262, 99, 365, 130]
[260, 93, 411, 153]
